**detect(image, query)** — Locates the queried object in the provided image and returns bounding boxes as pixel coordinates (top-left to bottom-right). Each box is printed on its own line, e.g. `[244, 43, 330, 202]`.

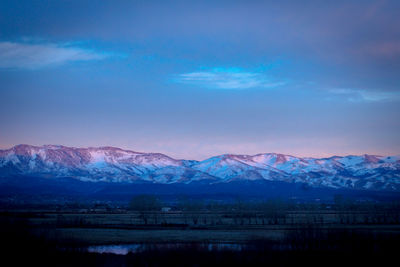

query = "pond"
[87, 242, 247, 255]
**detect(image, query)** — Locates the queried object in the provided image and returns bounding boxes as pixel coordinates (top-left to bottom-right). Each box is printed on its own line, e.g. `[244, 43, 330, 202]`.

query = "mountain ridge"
[1, 144, 399, 192]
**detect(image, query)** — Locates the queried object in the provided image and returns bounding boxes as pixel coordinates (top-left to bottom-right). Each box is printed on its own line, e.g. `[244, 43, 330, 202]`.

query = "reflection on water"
[88, 244, 142, 255]
[88, 243, 246, 255]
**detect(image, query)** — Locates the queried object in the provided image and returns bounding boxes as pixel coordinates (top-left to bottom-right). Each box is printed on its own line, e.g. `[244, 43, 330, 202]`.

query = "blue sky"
[0, 0, 399, 159]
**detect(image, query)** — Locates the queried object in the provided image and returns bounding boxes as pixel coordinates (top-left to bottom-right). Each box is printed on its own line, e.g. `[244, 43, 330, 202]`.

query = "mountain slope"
[0, 145, 399, 191]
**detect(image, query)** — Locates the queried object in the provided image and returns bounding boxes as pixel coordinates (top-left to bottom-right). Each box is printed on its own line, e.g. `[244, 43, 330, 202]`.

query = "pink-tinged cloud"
[364, 41, 400, 57]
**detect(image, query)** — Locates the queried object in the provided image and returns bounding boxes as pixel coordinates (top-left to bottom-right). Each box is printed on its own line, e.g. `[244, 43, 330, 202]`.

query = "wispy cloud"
[329, 88, 400, 102]
[174, 67, 286, 90]
[0, 41, 110, 69]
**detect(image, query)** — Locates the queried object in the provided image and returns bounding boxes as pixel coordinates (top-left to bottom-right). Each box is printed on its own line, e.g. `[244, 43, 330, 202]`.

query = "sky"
[0, 0, 399, 160]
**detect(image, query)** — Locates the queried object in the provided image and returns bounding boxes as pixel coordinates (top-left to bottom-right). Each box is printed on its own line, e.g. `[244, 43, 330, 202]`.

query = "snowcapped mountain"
[0, 145, 399, 191]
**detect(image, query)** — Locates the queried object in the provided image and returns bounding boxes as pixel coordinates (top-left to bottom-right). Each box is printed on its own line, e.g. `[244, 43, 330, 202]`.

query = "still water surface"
[88, 243, 247, 255]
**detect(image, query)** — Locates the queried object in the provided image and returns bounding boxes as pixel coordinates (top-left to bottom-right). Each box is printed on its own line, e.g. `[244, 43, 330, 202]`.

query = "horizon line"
[1, 143, 398, 161]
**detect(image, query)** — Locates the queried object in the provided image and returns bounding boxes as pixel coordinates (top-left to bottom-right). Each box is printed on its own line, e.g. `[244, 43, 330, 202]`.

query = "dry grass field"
[1, 202, 400, 266]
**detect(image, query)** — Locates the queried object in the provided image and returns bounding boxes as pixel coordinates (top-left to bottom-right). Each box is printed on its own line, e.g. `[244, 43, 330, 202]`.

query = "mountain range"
[1, 145, 399, 194]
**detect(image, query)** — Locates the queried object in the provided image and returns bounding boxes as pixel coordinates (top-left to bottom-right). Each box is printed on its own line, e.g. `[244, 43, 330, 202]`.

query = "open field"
[2, 203, 400, 245]
[1, 205, 399, 266]
[2, 200, 400, 266]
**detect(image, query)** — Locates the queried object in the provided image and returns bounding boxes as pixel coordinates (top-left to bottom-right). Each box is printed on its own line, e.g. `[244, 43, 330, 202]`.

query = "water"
[87, 242, 246, 255]
[87, 244, 143, 255]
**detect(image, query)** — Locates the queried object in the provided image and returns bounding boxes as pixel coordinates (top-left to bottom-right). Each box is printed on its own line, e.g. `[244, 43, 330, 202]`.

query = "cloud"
[363, 41, 400, 58]
[329, 88, 400, 102]
[174, 67, 286, 90]
[0, 41, 109, 69]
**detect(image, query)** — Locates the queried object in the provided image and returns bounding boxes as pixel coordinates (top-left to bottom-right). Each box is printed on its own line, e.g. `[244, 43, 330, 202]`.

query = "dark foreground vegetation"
[1, 195, 400, 266]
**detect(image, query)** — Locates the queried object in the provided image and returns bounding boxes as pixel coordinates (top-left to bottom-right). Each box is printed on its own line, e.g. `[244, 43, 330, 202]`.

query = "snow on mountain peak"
[0, 145, 399, 191]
